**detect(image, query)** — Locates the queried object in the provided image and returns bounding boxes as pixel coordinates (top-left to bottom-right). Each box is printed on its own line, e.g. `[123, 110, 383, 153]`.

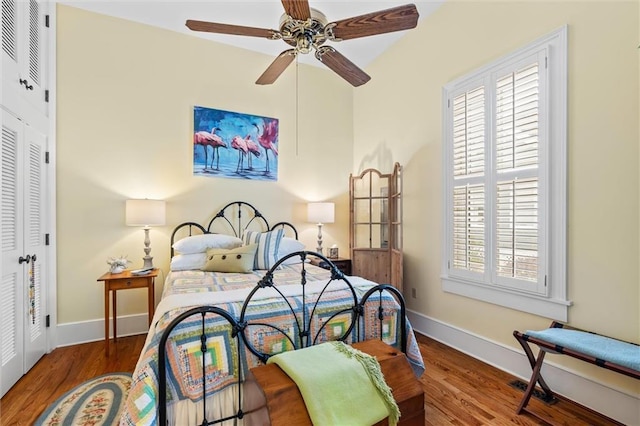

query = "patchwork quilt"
[120, 264, 424, 426]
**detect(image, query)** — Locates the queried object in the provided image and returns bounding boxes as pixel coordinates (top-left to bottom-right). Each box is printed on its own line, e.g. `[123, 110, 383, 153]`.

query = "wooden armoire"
[349, 163, 403, 291]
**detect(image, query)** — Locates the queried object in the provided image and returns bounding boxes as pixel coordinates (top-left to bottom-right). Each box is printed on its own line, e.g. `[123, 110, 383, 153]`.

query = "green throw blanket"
[267, 341, 400, 426]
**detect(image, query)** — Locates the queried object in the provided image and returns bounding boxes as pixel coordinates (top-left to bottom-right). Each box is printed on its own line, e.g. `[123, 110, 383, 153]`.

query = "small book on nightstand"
[131, 268, 154, 276]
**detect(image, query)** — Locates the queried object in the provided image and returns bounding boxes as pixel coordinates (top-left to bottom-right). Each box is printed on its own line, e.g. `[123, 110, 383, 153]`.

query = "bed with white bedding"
[120, 202, 424, 425]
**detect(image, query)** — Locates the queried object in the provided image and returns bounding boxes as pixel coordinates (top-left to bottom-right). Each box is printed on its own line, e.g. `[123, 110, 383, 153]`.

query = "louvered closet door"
[0, 109, 47, 397]
[22, 119, 46, 370]
[1, 111, 25, 397]
[1, 0, 48, 116]
[1, 0, 21, 80]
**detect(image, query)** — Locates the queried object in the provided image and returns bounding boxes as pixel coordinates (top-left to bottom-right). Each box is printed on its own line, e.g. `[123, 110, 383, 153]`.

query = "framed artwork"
[193, 106, 279, 181]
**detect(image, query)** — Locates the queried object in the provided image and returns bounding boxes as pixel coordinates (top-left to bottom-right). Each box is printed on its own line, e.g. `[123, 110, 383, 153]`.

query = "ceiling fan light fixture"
[296, 34, 314, 54]
[279, 7, 328, 53]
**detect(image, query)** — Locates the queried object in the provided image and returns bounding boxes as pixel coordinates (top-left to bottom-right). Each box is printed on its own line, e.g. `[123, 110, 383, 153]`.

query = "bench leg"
[514, 334, 558, 414]
[517, 349, 549, 413]
[515, 334, 555, 397]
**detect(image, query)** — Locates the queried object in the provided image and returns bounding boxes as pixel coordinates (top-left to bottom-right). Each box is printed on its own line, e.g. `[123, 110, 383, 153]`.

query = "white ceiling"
[62, 1, 443, 68]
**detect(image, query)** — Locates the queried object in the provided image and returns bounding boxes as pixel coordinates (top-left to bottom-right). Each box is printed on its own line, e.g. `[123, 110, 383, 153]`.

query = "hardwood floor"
[416, 334, 619, 426]
[0, 335, 145, 426]
[0, 333, 619, 425]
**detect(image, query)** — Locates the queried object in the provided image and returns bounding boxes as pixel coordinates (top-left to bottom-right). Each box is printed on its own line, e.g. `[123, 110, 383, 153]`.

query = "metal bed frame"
[170, 201, 298, 257]
[158, 250, 408, 426]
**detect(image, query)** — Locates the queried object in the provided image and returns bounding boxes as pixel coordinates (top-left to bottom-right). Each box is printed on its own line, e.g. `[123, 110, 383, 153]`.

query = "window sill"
[441, 276, 571, 321]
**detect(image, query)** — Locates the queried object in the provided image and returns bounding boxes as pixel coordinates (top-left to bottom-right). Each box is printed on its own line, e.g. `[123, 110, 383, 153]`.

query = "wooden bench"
[243, 339, 425, 426]
[513, 321, 640, 419]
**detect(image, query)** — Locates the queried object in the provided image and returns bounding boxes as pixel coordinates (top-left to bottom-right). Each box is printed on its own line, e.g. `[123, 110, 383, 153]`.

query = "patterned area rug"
[34, 373, 132, 426]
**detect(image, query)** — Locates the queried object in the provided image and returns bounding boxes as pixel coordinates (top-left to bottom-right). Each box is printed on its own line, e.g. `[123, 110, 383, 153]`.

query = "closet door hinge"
[46, 315, 50, 327]
[45, 90, 49, 103]
[45, 151, 50, 164]
[45, 15, 50, 28]
[45, 233, 50, 245]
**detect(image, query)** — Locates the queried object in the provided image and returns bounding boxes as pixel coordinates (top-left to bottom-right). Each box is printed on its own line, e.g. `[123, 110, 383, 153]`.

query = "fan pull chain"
[295, 56, 299, 156]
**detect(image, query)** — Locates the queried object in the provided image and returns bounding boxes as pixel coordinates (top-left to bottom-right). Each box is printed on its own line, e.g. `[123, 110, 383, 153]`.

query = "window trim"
[441, 26, 569, 321]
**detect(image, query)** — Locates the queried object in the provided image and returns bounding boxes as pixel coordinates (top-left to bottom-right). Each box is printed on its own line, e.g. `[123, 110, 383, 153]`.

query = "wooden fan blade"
[329, 4, 419, 41]
[281, 0, 311, 20]
[256, 49, 297, 85]
[186, 19, 278, 39]
[315, 47, 371, 87]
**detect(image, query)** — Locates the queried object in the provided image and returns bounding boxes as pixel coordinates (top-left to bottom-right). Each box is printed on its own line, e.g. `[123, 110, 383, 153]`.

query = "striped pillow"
[243, 229, 284, 270]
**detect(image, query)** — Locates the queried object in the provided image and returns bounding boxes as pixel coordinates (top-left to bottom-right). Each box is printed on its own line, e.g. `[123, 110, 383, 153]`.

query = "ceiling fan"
[186, 1, 419, 87]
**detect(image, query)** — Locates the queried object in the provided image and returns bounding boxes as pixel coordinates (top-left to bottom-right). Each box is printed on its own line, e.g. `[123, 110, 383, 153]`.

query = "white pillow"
[243, 229, 284, 270]
[278, 237, 305, 265]
[173, 234, 243, 254]
[170, 253, 207, 271]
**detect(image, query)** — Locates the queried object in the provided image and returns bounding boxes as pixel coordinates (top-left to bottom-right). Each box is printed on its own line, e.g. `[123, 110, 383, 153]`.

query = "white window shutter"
[451, 86, 486, 275]
[494, 63, 540, 290]
[453, 88, 485, 178]
[453, 184, 485, 273]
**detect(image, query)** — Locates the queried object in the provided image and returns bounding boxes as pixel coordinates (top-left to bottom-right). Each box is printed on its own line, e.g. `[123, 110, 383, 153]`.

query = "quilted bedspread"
[120, 264, 424, 426]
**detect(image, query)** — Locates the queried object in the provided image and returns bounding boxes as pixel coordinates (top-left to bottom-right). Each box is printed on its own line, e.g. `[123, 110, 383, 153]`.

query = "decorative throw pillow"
[173, 233, 243, 254]
[243, 229, 284, 270]
[202, 244, 258, 273]
[278, 237, 306, 265]
[170, 253, 207, 271]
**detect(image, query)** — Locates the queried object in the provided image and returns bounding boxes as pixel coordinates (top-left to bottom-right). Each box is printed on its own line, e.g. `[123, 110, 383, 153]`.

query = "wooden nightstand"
[97, 269, 158, 356]
[310, 257, 351, 275]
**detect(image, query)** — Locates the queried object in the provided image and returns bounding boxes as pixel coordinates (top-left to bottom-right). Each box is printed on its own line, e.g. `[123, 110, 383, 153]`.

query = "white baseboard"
[56, 313, 149, 347]
[407, 310, 639, 426]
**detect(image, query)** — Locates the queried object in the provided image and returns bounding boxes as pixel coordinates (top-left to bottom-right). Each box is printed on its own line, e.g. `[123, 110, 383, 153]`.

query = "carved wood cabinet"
[349, 163, 403, 291]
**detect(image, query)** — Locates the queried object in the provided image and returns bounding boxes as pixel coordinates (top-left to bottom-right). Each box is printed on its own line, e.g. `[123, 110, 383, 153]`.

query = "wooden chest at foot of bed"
[243, 340, 425, 426]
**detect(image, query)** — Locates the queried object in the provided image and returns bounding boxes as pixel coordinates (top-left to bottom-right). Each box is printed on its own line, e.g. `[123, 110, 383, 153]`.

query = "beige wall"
[56, 5, 353, 323]
[354, 0, 639, 394]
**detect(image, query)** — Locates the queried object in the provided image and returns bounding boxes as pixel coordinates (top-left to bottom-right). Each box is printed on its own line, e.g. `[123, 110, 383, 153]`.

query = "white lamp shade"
[307, 202, 335, 224]
[126, 199, 166, 226]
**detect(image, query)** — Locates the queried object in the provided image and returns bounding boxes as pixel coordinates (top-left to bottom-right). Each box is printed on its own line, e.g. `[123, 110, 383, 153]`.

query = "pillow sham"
[202, 244, 258, 273]
[170, 253, 207, 271]
[173, 233, 243, 254]
[243, 229, 284, 270]
[278, 237, 306, 265]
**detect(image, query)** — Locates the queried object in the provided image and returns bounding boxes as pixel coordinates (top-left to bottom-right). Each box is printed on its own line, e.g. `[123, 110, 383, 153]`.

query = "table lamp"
[126, 199, 166, 269]
[307, 202, 334, 255]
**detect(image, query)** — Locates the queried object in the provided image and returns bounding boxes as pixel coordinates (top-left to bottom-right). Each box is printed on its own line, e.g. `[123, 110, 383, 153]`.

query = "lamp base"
[142, 256, 154, 269]
[316, 223, 324, 255]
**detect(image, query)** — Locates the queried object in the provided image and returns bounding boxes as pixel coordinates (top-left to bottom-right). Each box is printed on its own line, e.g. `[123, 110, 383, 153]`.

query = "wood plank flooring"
[0, 333, 619, 425]
[0, 335, 144, 425]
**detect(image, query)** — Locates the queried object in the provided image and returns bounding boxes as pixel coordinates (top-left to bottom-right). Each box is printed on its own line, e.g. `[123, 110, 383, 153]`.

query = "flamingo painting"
[194, 105, 278, 181]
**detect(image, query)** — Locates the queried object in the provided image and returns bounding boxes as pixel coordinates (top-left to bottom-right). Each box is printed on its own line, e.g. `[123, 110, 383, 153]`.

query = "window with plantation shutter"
[442, 27, 569, 321]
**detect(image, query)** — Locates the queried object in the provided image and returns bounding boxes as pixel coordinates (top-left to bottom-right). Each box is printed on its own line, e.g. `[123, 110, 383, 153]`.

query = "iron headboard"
[170, 201, 298, 257]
